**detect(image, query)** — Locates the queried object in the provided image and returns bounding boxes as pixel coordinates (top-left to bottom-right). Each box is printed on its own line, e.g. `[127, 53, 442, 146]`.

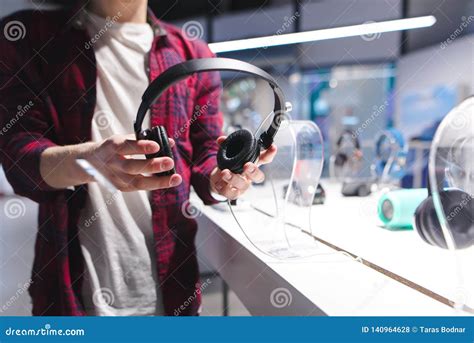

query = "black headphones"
[373, 128, 408, 181]
[134, 58, 287, 175]
[413, 97, 474, 250]
[414, 175, 474, 250]
[334, 129, 360, 168]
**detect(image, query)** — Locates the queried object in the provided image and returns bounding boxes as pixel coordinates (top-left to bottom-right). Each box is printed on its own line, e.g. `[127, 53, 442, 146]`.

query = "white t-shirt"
[78, 11, 164, 316]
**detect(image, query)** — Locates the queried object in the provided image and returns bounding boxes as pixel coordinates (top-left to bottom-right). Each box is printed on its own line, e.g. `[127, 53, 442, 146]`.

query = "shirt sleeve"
[0, 18, 59, 203]
[189, 43, 224, 205]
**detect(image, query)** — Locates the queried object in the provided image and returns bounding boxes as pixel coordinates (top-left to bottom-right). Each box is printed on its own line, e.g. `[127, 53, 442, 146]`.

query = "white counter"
[193, 181, 473, 316]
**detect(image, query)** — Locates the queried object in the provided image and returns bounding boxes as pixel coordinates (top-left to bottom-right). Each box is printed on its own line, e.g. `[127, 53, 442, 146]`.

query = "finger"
[124, 133, 175, 149]
[123, 173, 182, 191]
[217, 136, 227, 145]
[105, 171, 136, 191]
[219, 184, 240, 200]
[118, 157, 174, 175]
[257, 144, 277, 165]
[212, 179, 227, 193]
[221, 169, 250, 191]
[116, 139, 160, 156]
[243, 162, 265, 183]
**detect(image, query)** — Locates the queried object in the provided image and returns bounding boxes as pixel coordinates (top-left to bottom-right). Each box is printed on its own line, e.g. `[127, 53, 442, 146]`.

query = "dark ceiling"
[149, 0, 276, 21]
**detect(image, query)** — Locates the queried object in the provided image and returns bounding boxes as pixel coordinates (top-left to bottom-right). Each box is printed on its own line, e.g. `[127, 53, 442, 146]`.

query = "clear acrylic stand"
[227, 113, 324, 259]
[428, 96, 474, 314]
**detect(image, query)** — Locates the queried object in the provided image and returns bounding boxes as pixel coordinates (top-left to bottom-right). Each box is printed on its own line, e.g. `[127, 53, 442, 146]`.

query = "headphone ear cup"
[414, 196, 442, 247]
[141, 126, 176, 177]
[414, 202, 429, 245]
[439, 190, 474, 249]
[414, 190, 474, 249]
[217, 129, 260, 174]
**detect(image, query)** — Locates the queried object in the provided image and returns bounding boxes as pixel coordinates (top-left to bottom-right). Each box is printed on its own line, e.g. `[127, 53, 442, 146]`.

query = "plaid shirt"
[0, 7, 222, 316]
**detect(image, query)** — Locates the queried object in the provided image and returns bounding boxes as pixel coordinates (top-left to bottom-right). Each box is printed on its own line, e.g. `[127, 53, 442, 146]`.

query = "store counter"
[193, 181, 473, 316]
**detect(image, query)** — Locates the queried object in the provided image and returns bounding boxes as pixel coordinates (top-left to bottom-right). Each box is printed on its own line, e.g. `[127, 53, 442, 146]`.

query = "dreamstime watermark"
[3, 20, 26, 41]
[4, 324, 84, 337]
[361, 21, 382, 42]
[352, 100, 389, 139]
[0, 279, 33, 314]
[440, 16, 474, 49]
[93, 110, 114, 131]
[448, 107, 469, 131]
[263, 11, 300, 49]
[446, 193, 472, 223]
[0, 101, 34, 136]
[181, 199, 203, 219]
[92, 287, 115, 308]
[277, 12, 300, 36]
[84, 11, 123, 49]
[83, 191, 120, 227]
[181, 21, 204, 41]
[270, 287, 292, 308]
[270, 109, 293, 132]
[3, 198, 26, 219]
[173, 101, 211, 139]
[174, 278, 212, 316]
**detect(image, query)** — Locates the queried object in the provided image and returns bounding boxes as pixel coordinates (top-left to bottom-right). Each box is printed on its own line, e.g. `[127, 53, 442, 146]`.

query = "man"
[0, 0, 276, 316]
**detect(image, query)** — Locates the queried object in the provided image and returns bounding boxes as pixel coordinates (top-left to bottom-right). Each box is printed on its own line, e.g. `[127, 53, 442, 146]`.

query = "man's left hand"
[209, 136, 277, 200]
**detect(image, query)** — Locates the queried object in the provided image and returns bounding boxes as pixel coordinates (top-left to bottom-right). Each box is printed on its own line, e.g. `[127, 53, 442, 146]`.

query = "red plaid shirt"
[0, 7, 222, 316]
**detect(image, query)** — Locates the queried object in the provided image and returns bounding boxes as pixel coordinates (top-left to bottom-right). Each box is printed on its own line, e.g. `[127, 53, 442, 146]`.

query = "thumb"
[217, 136, 227, 145]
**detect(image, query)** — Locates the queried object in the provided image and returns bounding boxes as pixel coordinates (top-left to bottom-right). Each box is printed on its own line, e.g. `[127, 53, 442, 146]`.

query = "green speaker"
[377, 188, 428, 229]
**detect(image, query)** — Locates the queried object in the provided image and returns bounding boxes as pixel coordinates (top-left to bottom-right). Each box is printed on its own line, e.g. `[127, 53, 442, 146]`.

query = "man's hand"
[86, 134, 182, 191]
[209, 136, 277, 200]
[40, 134, 182, 191]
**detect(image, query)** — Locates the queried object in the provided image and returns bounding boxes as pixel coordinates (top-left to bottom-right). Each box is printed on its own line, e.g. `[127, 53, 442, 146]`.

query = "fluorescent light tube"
[208, 15, 436, 53]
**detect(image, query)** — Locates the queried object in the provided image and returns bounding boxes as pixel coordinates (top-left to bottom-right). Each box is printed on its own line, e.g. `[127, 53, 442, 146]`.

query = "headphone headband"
[134, 57, 286, 149]
[375, 128, 407, 159]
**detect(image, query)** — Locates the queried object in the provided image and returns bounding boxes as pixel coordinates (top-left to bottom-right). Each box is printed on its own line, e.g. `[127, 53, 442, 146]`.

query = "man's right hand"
[40, 134, 182, 191]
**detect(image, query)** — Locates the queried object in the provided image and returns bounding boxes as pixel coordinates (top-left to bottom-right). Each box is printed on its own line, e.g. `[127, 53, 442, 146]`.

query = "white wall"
[394, 34, 474, 124]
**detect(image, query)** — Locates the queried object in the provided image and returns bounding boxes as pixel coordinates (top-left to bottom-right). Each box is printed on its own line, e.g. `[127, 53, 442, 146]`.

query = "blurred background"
[1, 0, 473, 315]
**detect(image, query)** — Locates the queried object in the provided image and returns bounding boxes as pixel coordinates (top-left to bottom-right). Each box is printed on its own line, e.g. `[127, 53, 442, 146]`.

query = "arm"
[188, 44, 277, 202]
[0, 18, 58, 202]
[39, 135, 181, 191]
[209, 138, 277, 200]
[0, 16, 179, 198]
[39, 142, 96, 189]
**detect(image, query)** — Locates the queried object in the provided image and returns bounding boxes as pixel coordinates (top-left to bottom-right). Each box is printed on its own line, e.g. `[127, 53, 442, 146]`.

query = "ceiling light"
[208, 16, 436, 53]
